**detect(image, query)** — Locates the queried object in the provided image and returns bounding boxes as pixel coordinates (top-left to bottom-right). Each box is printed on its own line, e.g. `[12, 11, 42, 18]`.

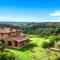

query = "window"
[1, 33, 3, 36]
[8, 41, 12, 46]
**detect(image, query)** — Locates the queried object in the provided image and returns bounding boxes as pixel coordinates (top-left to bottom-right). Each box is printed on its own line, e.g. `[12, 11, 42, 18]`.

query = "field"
[7, 36, 60, 60]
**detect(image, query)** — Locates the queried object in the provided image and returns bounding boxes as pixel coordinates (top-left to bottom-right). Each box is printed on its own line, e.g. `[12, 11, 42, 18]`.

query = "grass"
[6, 36, 60, 60]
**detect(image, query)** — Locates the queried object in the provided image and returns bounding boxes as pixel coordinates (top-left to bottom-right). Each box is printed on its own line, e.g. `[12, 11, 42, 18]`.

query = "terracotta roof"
[0, 28, 20, 33]
[2, 34, 28, 42]
[0, 27, 28, 42]
[0, 35, 28, 42]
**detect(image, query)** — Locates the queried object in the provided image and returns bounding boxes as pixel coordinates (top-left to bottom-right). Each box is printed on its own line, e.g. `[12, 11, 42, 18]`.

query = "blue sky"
[0, 0, 60, 22]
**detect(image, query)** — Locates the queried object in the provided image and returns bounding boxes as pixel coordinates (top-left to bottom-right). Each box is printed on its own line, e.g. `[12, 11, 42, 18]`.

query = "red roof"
[0, 28, 20, 33]
[5, 35, 28, 42]
[0, 28, 28, 42]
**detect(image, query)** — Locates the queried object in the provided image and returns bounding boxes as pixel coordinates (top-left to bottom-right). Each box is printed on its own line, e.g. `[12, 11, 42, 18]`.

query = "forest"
[19, 22, 60, 36]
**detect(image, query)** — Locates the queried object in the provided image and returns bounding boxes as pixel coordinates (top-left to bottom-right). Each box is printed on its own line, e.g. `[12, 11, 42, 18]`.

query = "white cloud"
[0, 16, 60, 22]
[0, 16, 42, 22]
[48, 10, 60, 22]
[48, 19, 60, 22]
[0, 16, 48, 22]
[49, 10, 60, 16]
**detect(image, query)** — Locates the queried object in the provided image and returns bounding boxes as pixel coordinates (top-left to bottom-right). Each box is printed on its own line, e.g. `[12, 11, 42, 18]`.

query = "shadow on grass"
[5, 49, 10, 52]
[10, 43, 37, 52]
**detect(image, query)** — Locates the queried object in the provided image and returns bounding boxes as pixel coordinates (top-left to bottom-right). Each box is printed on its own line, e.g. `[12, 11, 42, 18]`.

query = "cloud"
[49, 10, 60, 16]
[48, 10, 60, 22]
[48, 19, 60, 22]
[0, 16, 42, 22]
[0, 16, 48, 22]
[0, 16, 60, 22]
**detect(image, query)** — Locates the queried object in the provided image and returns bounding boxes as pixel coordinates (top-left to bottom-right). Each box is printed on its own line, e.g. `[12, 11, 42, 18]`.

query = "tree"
[0, 41, 5, 52]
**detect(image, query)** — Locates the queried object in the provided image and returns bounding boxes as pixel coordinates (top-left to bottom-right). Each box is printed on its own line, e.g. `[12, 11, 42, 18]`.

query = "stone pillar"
[4, 40, 8, 48]
[12, 41, 15, 48]
[20, 42, 22, 47]
[5, 41, 8, 48]
[26, 40, 29, 46]
[17, 42, 20, 48]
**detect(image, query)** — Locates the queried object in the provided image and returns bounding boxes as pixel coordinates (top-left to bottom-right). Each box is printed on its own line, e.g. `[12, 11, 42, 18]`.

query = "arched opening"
[8, 41, 12, 46]
[14, 41, 18, 47]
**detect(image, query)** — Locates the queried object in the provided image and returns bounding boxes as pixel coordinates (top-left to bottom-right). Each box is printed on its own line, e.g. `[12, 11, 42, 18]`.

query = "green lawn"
[7, 37, 60, 60]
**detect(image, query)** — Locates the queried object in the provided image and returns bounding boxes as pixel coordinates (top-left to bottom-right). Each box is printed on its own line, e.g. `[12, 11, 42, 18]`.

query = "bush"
[0, 41, 5, 52]
[55, 35, 60, 42]
[42, 40, 55, 49]
[0, 52, 15, 60]
[55, 56, 60, 60]
[42, 41, 49, 49]
[48, 40, 55, 47]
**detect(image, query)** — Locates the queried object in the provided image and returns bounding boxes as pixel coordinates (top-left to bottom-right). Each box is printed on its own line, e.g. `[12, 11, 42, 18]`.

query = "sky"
[0, 0, 60, 22]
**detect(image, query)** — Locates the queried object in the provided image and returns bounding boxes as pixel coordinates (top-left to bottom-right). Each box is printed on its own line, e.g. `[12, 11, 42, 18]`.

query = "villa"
[0, 27, 29, 48]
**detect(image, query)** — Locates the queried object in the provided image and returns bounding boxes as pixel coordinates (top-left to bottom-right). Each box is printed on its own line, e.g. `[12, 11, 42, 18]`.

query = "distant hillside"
[0, 22, 60, 28]
[17, 22, 60, 36]
[0, 22, 30, 25]
[0, 22, 60, 37]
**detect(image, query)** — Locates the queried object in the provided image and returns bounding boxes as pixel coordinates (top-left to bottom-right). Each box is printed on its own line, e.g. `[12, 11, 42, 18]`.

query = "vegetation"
[42, 41, 49, 49]
[0, 41, 5, 52]
[0, 23, 60, 60]
[4, 37, 60, 60]
[18, 22, 60, 37]
[55, 56, 60, 60]
[0, 51, 15, 60]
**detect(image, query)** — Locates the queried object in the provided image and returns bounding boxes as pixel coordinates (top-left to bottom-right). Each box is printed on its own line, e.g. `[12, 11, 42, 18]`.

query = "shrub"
[0, 52, 15, 60]
[55, 56, 60, 60]
[49, 35, 60, 42]
[42, 41, 49, 49]
[48, 40, 55, 47]
[55, 35, 60, 42]
[42, 40, 55, 49]
[0, 41, 5, 52]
